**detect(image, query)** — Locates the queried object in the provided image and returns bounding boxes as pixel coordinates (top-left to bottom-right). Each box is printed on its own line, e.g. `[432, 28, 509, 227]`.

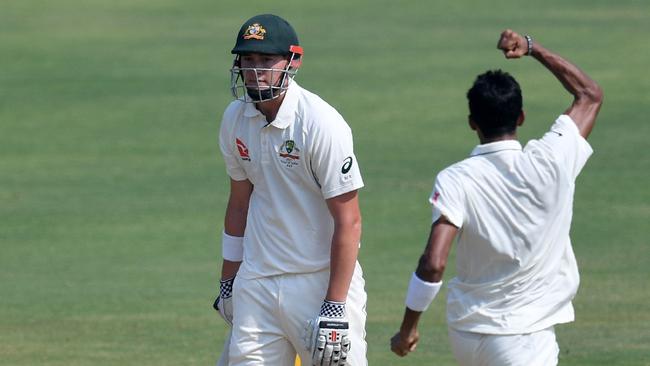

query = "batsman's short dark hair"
[467, 70, 522, 138]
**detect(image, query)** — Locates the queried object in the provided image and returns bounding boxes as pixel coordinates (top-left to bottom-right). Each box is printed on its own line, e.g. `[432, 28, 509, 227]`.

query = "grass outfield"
[1, 0, 649, 365]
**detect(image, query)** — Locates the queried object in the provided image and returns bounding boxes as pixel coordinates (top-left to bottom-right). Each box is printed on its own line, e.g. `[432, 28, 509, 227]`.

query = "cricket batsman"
[213, 14, 368, 366]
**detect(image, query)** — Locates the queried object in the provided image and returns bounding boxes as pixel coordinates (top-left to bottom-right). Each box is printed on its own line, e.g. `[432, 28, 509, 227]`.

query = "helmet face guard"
[230, 50, 301, 103]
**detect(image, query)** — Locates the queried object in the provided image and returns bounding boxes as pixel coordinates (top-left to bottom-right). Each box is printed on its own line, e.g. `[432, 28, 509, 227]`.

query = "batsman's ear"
[290, 57, 302, 70]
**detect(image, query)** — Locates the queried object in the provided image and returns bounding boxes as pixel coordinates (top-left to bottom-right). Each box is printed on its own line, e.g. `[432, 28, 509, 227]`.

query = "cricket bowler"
[391, 29, 603, 365]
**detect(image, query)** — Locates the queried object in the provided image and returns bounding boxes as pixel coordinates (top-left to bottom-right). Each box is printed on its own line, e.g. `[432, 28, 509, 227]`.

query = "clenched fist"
[390, 328, 419, 357]
[497, 29, 530, 59]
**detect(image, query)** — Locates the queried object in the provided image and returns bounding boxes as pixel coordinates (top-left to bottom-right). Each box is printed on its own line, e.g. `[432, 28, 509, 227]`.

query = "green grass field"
[2, 0, 649, 365]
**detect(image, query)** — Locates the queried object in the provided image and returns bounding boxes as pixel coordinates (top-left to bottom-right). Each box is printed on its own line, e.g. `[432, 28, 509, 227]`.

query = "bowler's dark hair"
[467, 70, 522, 138]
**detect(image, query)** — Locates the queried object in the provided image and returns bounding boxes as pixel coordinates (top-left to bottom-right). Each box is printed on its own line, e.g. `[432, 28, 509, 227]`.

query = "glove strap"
[320, 300, 346, 318]
[220, 277, 234, 298]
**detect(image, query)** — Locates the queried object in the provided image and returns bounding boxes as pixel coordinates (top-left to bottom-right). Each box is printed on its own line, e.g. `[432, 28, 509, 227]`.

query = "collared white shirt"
[219, 81, 364, 279]
[430, 115, 593, 334]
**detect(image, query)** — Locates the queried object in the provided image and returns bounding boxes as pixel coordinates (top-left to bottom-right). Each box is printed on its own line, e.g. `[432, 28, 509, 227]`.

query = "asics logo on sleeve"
[341, 157, 353, 174]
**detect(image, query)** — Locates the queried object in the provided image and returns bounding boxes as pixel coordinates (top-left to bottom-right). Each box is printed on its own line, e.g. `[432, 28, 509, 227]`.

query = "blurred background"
[1, 0, 649, 364]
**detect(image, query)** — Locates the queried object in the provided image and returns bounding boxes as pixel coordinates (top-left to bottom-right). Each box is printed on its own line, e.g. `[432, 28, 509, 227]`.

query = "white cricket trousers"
[217, 262, 367, 366]
[448, 326, 559, 366]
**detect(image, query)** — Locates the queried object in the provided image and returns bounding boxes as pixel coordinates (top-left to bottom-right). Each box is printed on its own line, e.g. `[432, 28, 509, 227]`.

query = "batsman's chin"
[244, 84, 271, 90]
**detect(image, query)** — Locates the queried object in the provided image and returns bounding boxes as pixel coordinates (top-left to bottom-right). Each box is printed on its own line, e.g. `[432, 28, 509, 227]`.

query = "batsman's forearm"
[531, 43, 601, 103]
[221, 259, 241, 279]
[221, 203, 247, 280]
[326, 223, 361, 302]
[224, 204, 248, 237]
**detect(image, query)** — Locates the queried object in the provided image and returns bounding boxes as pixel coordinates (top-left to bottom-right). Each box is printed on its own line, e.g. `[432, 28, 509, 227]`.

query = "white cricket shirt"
[430, 115, 593, 334]
[219, 81, 364, 279]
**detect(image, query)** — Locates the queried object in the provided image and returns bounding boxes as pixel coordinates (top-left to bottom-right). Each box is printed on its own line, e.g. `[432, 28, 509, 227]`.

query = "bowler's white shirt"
[219, 81, 364, 279]
[431, 115, 593, 334]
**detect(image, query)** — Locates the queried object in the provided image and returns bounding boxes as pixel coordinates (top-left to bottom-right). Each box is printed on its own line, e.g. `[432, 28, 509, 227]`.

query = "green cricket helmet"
[230, 14, 304, 103]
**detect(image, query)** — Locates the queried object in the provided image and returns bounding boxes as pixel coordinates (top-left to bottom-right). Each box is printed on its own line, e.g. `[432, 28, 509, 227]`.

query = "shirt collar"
[242, 81, 299, 130]
[470, 139, 522, 157]
[269, 80, 299, 129]
[243, 100, 261, 118]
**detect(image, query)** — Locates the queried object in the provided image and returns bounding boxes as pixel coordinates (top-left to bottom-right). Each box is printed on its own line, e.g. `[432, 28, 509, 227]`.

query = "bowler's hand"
[390, 328, 419, 357]
[497, 29, 528, 59]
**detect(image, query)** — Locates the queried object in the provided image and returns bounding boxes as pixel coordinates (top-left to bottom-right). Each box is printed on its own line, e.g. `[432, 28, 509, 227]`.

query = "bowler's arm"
[325, 190, 362, 302]
[414, 216, 458, 283]
[498, 29, 603, 138]
[391, 217, 458, 357]
[221, 178, 253, 279]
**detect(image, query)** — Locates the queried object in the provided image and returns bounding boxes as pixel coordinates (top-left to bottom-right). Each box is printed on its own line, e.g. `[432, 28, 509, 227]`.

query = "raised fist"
[497, 29, 529, 59]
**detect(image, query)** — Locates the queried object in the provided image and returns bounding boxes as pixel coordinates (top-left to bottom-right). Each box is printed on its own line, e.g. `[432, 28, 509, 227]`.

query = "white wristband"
[222, 231, 244, 261]
[405, 272, 442, 312]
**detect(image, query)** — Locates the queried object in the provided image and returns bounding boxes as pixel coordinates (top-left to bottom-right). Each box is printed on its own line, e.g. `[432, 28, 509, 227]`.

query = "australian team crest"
[243, 23, 266, 40]
[279, 140, 300, 167]
[284, 140, 295, 154]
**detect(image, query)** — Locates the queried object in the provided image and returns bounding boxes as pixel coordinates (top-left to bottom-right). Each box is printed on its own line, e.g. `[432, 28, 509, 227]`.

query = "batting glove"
[212, 276, 234, 326]
[306, 300, 350, 366]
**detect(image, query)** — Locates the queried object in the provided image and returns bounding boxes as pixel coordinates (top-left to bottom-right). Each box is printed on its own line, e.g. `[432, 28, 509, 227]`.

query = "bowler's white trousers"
[448, 326, 559, 366]
[217, 262, 367, 366]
